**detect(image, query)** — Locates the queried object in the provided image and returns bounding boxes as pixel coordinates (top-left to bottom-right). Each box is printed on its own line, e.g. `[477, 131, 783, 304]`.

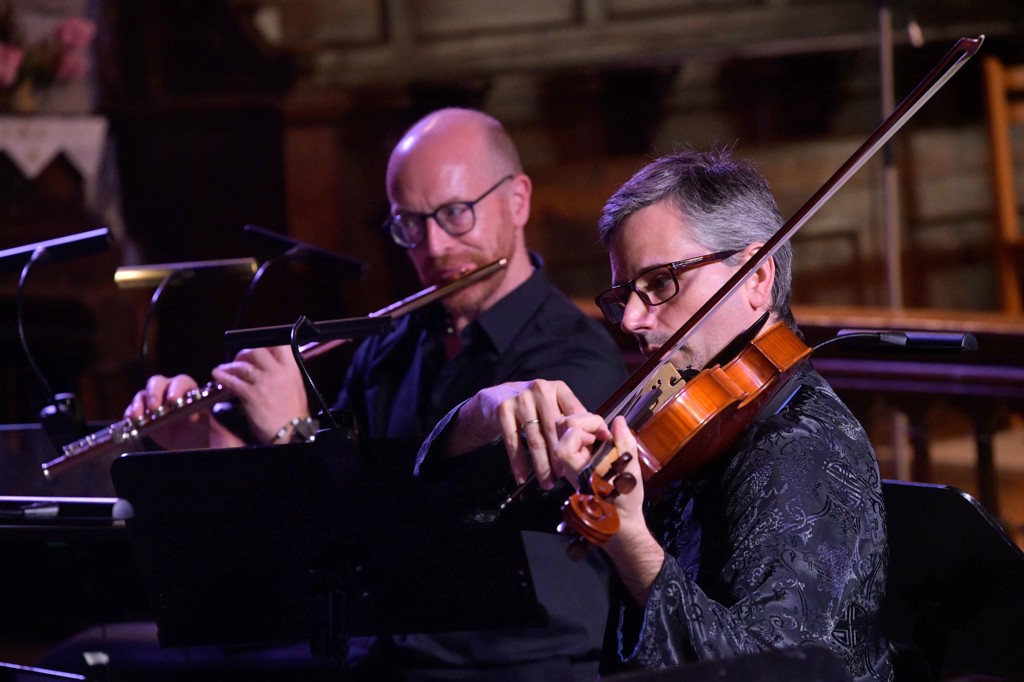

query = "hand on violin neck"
[601, 417, 647, 524]
[586, 418, 661, 606]
[441, 379, 587, 489]
[556, 414, 658, 598]
[553, 415, 646, 511]
[550, 412, 612, 484]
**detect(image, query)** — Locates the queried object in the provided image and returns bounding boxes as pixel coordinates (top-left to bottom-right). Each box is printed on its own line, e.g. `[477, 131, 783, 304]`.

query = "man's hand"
[125, 374, 242, 450]
[553, 414, 663, 606]
[211, 345, 310, 445]
[553, 414, 645, 531]
[443, 379, 588, 488]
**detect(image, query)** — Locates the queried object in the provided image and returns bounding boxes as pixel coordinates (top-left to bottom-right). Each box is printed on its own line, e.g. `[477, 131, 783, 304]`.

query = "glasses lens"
[636, 266, 679, 305]
[435, 203, 476, 236]
[390, 214, 424, 248]
[595, 288, 629, 324]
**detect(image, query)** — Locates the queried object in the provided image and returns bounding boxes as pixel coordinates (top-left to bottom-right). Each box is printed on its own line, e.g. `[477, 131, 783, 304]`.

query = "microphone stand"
[1, 233, 117, 678]
[116, 258, 259, 384]
[225, 314, 394, 438]
[17, 247, 87, 452]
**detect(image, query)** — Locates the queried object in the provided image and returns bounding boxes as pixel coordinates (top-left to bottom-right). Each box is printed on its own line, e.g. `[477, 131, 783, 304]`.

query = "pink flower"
[53, 17, 96, 51]
[0, 43, 24, 87]
[55, 49, 87, 81]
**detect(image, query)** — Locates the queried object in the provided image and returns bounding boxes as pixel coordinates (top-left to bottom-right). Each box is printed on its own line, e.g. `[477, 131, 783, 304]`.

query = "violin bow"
[597, 35, 984, 423]
[502, 35, 984, 509]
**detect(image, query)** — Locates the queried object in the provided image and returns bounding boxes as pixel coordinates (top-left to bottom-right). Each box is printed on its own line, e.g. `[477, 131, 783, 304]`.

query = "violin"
[557, 35, 984, 550]
[561, 320, 811, 545]
[40, 258, 508, 480]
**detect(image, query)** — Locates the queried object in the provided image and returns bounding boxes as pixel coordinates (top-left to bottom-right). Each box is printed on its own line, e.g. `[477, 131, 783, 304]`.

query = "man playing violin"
[444, 147, 893, 681]
[43, 108, 627, 680]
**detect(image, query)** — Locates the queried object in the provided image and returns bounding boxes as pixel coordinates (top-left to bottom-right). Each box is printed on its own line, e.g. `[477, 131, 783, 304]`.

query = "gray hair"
[598, 147, 795, 329]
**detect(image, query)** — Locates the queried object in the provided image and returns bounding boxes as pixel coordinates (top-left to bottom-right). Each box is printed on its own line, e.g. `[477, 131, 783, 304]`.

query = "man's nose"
[422, 217, 458, 257]
[619, 292, 654, 335]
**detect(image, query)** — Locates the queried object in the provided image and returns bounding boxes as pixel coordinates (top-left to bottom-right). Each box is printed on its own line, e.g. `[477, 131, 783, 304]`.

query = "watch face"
[293, 418, 318, 442]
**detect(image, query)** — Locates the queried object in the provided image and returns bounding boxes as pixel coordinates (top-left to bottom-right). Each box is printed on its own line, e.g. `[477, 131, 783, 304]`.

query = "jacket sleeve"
[611, 395, 889, 680]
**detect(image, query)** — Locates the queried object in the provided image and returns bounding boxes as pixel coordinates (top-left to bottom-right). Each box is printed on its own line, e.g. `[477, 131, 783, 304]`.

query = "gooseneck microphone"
[242, 224, 366, 281]
[0, 227, 112, 274]
[5, 229, 115, 451]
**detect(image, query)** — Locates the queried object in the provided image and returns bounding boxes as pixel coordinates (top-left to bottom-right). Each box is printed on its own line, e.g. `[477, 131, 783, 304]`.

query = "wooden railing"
[792, 306, 1024, 519]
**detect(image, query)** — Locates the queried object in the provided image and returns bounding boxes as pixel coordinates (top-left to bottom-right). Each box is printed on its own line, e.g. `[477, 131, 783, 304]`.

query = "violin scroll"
[558, 451, 637, 559]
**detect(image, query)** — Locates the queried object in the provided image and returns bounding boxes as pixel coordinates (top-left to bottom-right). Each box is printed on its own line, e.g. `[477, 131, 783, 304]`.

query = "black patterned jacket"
[604, 364, 895, 682]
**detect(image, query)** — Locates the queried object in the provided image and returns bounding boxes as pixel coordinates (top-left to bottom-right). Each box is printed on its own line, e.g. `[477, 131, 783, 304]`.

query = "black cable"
[812, 331, 886, 353]
[16, 246, 53, 400]
[290, 315, 339, 431]
[138, 270, 179, 386]
[230, 256, 277, 343]
[231, 231, 366, 355]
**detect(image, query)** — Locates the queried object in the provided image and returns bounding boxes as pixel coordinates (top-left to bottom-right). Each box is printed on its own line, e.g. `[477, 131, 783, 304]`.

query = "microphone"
[0, 227, 112, 274]
[243, 224, 366, 280]
[5, 231, 113, 453]
[822, 329, 979, 354]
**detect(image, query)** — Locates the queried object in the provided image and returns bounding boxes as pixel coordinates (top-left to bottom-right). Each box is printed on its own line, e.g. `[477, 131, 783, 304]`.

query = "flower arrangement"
[0, 1, 96, 113]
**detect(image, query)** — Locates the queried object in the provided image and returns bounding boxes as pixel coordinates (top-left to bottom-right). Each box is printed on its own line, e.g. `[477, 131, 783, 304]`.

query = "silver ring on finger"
[519, 418, 540, 441]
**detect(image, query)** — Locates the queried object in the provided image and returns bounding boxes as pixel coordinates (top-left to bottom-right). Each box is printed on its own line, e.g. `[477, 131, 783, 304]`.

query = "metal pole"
[879, 0, 904, 309]
[879, 0, 911, 481]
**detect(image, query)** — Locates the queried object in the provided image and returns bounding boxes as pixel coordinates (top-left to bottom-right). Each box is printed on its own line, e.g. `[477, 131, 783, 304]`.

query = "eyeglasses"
[384, 175, 514, 249]
[594, 249, 740, 324]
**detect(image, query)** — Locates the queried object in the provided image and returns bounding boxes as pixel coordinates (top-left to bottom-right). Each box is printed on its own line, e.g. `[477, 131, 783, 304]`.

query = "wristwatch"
[271, 416, 318, 444]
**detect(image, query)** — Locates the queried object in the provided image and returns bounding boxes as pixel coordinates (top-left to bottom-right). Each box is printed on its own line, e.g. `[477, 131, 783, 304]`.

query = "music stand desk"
[882, 480, 1024, 679]
[109, 436, 543, 652]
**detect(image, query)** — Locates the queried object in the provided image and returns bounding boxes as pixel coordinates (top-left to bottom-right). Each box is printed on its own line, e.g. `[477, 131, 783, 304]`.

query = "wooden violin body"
[562, 323, 811, 546]
[637, 322, 811, 487]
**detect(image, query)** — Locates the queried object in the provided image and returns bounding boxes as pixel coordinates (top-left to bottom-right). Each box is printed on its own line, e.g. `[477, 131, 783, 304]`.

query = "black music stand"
[0, 662, 87, 681]
[108, 434, 543, 662]
[0, 497, 140, 682]
[0, 496, 132, 525]
[882, 480, 1024, 680]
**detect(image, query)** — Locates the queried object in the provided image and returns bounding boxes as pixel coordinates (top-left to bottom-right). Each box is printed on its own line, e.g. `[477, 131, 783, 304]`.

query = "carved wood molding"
[292, 0, 1018, 89]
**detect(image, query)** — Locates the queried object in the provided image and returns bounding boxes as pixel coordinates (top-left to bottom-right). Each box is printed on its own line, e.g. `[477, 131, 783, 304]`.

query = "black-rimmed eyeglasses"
[384, 175, 514, 249]
[595, 249, 740, 324]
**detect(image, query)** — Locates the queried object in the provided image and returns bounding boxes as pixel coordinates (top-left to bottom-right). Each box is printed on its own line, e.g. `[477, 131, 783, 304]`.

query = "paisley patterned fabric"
[606, 364, 894, 682]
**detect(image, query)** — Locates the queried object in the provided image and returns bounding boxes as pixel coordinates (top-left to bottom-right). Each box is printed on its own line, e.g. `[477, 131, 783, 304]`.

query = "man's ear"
[509, 173, 532, 228]
[741, 243, 774, 310]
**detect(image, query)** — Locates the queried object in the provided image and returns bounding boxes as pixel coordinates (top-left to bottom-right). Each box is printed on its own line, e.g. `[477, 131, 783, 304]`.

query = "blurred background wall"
[0, 0, 1020, 434]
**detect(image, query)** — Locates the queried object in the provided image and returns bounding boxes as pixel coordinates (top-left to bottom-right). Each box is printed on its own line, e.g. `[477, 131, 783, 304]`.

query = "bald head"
[387, 108, 522, 197]
[382, 107, 535, 328]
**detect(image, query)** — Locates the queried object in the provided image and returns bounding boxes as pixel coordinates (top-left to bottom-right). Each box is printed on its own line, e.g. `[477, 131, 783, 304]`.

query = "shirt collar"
[471, 252, 549, 354]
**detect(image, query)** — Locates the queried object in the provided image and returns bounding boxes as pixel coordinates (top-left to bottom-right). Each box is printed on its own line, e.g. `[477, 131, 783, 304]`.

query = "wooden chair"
[983, 55, 1024, 314]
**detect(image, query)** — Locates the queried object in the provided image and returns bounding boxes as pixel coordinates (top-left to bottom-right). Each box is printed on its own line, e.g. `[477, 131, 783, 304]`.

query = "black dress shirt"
[335, 261, 624, 437]
[335, 261, 628, 680]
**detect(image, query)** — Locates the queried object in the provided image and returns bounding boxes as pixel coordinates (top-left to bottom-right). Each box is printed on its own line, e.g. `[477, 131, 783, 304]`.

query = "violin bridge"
[622, 363, 685, 427]
[647, 363, 684, 395]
